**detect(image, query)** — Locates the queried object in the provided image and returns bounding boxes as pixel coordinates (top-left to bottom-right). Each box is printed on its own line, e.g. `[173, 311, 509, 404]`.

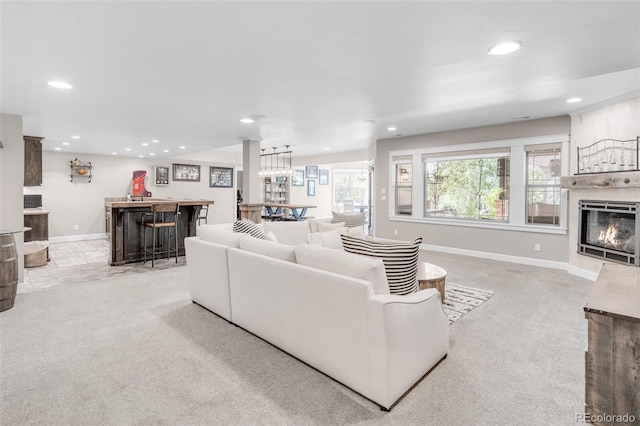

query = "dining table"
[263, 203, 317, 221]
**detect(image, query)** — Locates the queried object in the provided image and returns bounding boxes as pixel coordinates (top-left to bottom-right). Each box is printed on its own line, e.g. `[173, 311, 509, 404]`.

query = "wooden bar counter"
[105, 198, 213, 266]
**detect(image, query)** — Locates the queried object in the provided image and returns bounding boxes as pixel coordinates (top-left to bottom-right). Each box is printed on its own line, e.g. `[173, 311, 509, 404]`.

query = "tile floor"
[20, 238, 185, 293]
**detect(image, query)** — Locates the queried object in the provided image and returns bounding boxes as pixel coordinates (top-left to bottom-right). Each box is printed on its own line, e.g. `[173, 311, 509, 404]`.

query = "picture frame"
[305, 165, 318, 179]
[210, 166, 234, 188]
[319, 169, 329, 185]
[307, 179, 316, 196]
[154, 165, 170, 186]
[173, 163, 201, 182]
[292, 169, 304, 186]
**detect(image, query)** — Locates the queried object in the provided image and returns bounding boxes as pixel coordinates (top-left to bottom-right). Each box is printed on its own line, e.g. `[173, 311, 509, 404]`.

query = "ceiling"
[2, 1, 639, 161]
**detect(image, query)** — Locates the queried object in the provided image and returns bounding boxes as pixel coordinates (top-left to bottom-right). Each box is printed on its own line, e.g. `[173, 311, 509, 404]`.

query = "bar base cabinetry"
[105, 199, 212, 266]
[584, 264, 640, 425]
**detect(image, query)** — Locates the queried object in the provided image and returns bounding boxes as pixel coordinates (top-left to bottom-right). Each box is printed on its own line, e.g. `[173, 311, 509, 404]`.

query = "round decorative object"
[78, 168, 87, 175]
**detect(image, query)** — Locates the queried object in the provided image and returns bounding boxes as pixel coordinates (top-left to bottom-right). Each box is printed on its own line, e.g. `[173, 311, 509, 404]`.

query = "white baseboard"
[420, 243, 597, 281]
[49, 233, 108, 243]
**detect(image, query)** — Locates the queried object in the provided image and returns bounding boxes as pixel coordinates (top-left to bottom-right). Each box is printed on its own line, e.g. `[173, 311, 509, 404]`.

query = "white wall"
[375, 116, 572, 263]
[23, 150, 239, 239]
[568, 96, 640, 274]
[0, 114, 25, 282]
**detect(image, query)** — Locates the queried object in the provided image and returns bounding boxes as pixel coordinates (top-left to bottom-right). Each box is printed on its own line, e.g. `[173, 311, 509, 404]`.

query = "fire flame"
[598, 223, 622, 248]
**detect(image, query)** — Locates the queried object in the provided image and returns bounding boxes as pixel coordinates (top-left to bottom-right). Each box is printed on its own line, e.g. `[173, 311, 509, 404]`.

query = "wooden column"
[239, 203, 263, 223]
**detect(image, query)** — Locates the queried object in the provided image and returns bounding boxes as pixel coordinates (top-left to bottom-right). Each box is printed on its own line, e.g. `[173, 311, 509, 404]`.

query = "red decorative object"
[132, 170, 152, 197]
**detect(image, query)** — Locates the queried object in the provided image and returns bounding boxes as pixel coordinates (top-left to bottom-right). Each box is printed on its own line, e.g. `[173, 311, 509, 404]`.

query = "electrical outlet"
[534, 243, 541, 252]
[394, 229, 398, 236]
[381, 188, 386, 194]
[74, 225, 79, 230]
[381, 195, 386, 201]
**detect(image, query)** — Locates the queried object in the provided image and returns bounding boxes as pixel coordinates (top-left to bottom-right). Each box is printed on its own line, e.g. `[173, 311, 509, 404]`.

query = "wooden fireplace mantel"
[561, 171, 640, 189]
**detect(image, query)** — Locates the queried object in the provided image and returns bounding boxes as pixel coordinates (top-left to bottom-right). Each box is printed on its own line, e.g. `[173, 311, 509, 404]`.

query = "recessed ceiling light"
[124, 148, 131, 151]
[150, 153, 156, 156]
[71, 135, 80, 139]
[363, 119, 376, 124]
[240, 118, 254, 124]
[179, 146, 186, 149]
[152, 139, 159, 143]
[488, 41, 522, 56]
[163, 149, 169, 153]
[141, 142, 149, 146]
[62, 142, 70, 146]
[54, 147, 62, 151]
[48, 81, 73, 89]
[112, 152, 117, 155]
[567, 97, 583, 103]
[324, 147, 331, 151]
[138, 155, 143, 158]
[387, 126, 397, 131]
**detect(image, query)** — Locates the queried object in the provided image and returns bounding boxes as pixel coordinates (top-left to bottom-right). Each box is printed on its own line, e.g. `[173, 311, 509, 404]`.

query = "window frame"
[388, 134, 569, 235]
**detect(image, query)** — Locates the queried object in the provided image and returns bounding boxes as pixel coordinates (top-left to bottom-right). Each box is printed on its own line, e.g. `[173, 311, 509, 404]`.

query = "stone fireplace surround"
[562, 170, 640, 277]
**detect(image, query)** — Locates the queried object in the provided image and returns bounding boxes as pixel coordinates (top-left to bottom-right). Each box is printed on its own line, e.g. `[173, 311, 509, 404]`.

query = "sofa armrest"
[184, 237, 232, 321]
[366, 288, 449, 409]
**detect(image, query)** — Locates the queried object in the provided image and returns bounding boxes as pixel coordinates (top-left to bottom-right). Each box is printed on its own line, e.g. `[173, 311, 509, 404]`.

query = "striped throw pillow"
[233, 219, 264, 239]
[340, 234, 422, 295]
[331, 212, 365, 228]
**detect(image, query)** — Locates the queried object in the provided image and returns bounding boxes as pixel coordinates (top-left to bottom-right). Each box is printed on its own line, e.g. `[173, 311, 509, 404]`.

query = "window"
[395, 163, 412, 215]
[333, 168, 368, 209]
[424, 154, 510, 221]
[526, 146, 561, 225]
[389, 134, 568, 233]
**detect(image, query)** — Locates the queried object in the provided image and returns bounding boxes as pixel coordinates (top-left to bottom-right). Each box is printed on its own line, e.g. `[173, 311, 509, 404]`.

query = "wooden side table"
[418, 262, 446, 302]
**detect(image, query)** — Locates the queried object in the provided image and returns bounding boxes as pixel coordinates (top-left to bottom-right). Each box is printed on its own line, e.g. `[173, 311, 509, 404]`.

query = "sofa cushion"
[262, 220, 311, 246]
[340, 235, 422, 295]
[332, 212, 365, 228]
[239, 236, 296, 262]
[198, 226, 247, 248]
[307, 228, 346, 249]
[263, 230, 278, 242]
[317, 221, 345, 232]
[340, 226, 366, 240]
[294, 244, 390, 295]
[307, 217, 334, 233]
[233, 219, 265, 239]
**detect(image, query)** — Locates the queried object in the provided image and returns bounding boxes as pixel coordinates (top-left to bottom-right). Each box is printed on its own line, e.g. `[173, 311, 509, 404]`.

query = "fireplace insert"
[578, 200, 639, 266]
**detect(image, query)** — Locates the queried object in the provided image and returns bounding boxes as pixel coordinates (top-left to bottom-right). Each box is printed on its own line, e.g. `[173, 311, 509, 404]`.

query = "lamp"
[259, 146, 293, 177]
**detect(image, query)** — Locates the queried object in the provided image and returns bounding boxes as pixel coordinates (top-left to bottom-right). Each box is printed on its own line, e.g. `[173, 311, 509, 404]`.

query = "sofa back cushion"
[294, 244, 390, 295]
[340, 235, 422, 295]
[307, 217, 333, 233]
[198, 225, 247, 248]
[238, 236, 297, 262]
[262, 220, 311, 246]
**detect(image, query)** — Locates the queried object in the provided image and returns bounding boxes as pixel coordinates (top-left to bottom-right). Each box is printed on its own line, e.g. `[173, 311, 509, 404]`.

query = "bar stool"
[142, 202, 179, 267]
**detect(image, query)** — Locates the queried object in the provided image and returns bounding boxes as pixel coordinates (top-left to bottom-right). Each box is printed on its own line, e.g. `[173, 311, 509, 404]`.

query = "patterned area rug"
[444, 283, 494, 324]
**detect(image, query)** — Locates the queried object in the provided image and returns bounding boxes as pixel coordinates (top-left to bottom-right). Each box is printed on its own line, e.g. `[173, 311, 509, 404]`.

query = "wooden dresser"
[584, 264, 640, 425]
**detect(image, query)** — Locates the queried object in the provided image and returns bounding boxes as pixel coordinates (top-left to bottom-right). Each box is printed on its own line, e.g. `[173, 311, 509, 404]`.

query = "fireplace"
[578, 200, 639, 266]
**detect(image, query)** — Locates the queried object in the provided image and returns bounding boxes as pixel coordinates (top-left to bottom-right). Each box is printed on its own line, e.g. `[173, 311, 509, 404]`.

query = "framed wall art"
[305, 165, 318, 179]
[319, 169, 329, 185]
[154, 165, 170, 186]
[307, 179, 316, 196]
[173, 163, 200, 182]
[292, 169, 304, 186]
[210, 166, 234, 188]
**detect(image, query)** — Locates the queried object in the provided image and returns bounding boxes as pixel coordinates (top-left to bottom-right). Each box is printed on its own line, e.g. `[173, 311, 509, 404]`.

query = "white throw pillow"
[239, 236, 296, 262]
[306, 217, 333, 233]
[198, 226, 247, 248]
[317, 221, 345, 232]
[306, 228, 346, 249]
[294, 244, 390, 295]
[263, 230, 278, 242]
[262, 221, 311, 246]
[340, 226, 366, 240]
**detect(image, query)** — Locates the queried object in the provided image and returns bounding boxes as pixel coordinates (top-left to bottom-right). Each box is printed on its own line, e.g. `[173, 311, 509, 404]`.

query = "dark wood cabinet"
[24, 210, 49, 242]
[24, 136, 43, 186]
[584, 264, 640, 425]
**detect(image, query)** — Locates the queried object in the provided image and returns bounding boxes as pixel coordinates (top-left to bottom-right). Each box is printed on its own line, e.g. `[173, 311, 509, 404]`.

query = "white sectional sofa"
[185, 221, 449, 410]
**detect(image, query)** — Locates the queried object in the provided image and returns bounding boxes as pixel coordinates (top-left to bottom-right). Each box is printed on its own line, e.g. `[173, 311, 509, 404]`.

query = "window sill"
[388, 215, 567, 235]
